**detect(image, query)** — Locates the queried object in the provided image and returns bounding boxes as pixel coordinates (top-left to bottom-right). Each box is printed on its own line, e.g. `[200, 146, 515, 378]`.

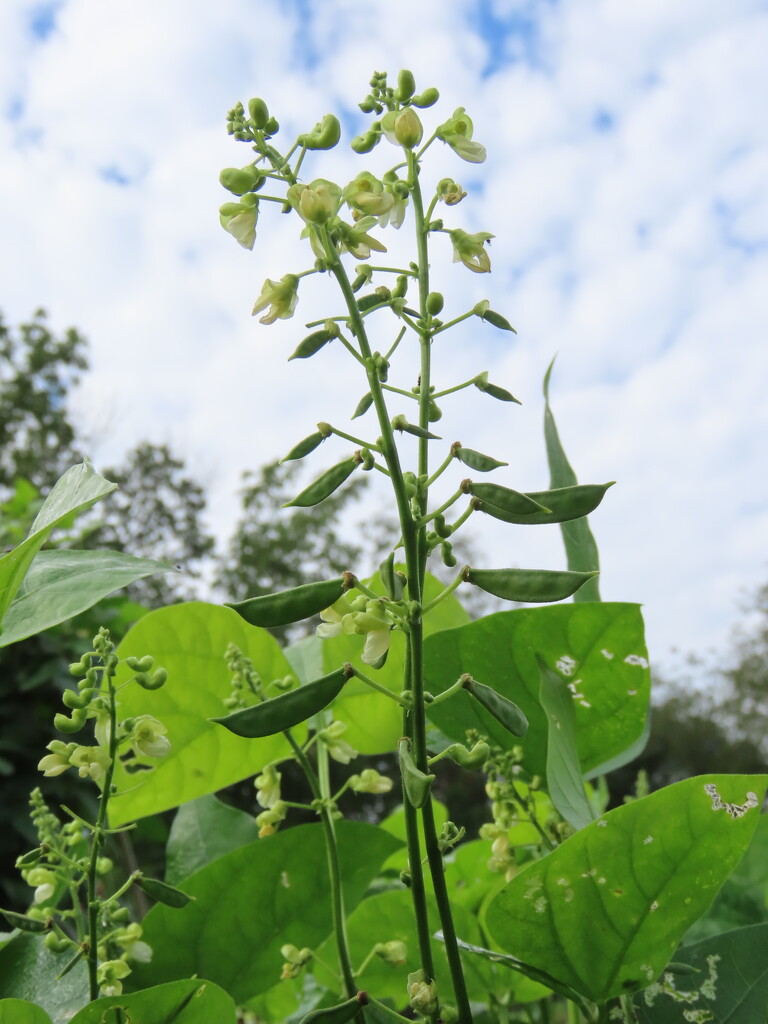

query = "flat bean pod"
[463, 678, 528, 736]
[228, 577, 346, 627]
[285, 457, 358, 508]
[469, 482, 551, 516]
[136, 875, 194, 908]
[454, 445, 508, 472]
[289, 330, 334, 361]
[211, 667, 347, 738]
[476, 482, 613, 525]
[282, 431, 327, 462]
[465, 567, 598, 603]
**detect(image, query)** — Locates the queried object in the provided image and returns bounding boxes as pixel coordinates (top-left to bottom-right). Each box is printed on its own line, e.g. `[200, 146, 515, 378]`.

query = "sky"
[1, 0, 767, 673]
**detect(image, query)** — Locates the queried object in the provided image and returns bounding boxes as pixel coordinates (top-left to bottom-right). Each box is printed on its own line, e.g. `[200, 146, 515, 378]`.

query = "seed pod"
[473, 377, 521, 404]
[284, 457, 359, 508]
[465, 567, 599, 603]
[476, 482, 615, 526]
[477, 307, 517, 333]
[248, 97, 270, 129]
[391, 415, 441, 440]
[229, 577, 346, 628]
[298, 114, 341, 151]
[212, 667, 347, 738]
[445, 740, 491, 769]
[352, 392, 374, 419]
[396, 70, 416, 102]
[453, 445, 508, 473]
[54, 943, 87, 979]
[289, 329, 335, 361]
[462, 678, 528, 736]
[1, 909, 49, 932]
[281, 432, 327, 464]
[398, 739, 435, 809]
[264, 116, 279, 135]
[469, 482, 551, 516]
[357, 292, 387, 312]
[16, 847, 43, 867]
[412, 87, 440, 108]
[665, 962, 700, 977]
[358, 96, 376, 113]
[68, 657, 89, 676]
[427, 400, 442, 422]
[299, 992, 368, 1024]
[135, 875, 194, 908]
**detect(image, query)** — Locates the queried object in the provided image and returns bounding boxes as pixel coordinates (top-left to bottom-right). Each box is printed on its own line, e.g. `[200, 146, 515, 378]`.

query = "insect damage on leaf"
[704, 783, 759, 819]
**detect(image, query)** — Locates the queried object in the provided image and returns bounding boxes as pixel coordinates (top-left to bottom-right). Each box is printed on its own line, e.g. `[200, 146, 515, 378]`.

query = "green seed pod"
[411, 87, 440, 108]
[219, 165, 262, 196]
[248, 97, 270, 129]
[282, 431, 326, 462]
[465, 566, 599, 603]
[55, 943, 88, 980]
[463, 678, 528, 736]
[392, 274, 408, 299]
[445, 740, 491, 770]
[298, 114, 341, 151]
[665, 962, 700, 977]
[0, 909, 49, 933]
[284, 457, 359, 508]
[135, 875, 194, 908]
[62, 688, 89, 710]
[476, 307, 517, 333]
[357, 292, 386, 312]
[391, 415, 441, 440]
[16, 847, 43, 867]
[469, 482, 551, 516]
[212, 667, 347, 738]
[473, 377, 522, 404]
[453, 445, 508, 473]
[229, 577, 346, 628]
[476, 482, 615, 526]
[54, 708, 88, 735]
[360, 448, 375, 471]
[289, 329, 335, 361]
[299, 992, 368, 1024]
[433, 514, 452, 539]
[126, 655, 154, 673]
[396, 70, 416, 102]
[398, 739, 435, 809]
[426, 291, 444, 315]
[351, 130, 380, 154]
[440, 542, 457, 568]
[427, 399, 442, 422]
[352, 392, 373, 419]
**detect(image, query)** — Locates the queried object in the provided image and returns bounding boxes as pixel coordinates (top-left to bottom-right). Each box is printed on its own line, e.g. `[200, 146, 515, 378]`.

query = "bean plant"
[0, 70, 766, 1024]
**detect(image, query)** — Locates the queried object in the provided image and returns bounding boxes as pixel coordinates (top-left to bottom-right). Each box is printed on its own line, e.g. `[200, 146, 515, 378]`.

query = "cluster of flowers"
[317, 594, 398, 667]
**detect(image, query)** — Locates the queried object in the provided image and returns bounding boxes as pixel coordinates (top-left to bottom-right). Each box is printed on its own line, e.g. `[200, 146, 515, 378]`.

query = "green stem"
[431, 310, 476, 335]
[426, 448, 455, 488]
[328, 425, 382, 452]
[416, 488, 464, 528]
[345, 664, 410, 707]
[432, 377, 479, 399]
[421, 569, 466, 617]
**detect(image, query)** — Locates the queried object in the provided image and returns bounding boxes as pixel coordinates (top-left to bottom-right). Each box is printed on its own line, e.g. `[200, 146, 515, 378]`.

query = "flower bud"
[395, 70, 416, 102]
[375, 940, 407, 966]
[54, 708, 87, 735]
[394, 108, 423, 149]
[219, 165, 263, 196]
[248, 97, 269, 129]
[426, 291, 444, 315]
[411, 87, 440, 108]
[407, 970, 438, 1016]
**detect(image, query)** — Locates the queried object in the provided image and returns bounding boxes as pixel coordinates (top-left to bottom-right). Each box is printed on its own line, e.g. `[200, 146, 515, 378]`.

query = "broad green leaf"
[486, 774, 768, 1003]
[313, 889, 493, 1005]
[634, 923, 768, 1023]
[444, 839, 502, 915]
[0, 461, 116, 630]
[132, 821, 402, 1003]
[0, 550, 173, 647]
[109, 602, 297, 826]
[165, 795, 261, 886]
[543, 360, 601, 600]
[425, 603, 650, 780]
[284, 635, 324, 685]
[538, 657, 595, 831]
[379, 800, 448, 876]
[0, 1001, 52, 1024]
[0, 933, 88, 1021]
[70, 979, 236, 1023]
[321, 573, 470, 754]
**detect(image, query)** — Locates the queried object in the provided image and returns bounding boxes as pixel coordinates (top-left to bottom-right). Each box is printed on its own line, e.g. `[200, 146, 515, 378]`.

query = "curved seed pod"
[463, 678, 528, 736]
[454, 446, 508, 472]
[289, 330, 335, 361]
[398, 738, 435, 809]
[228, 577, 346, 627]
[465, 567, 598, 603]
[469, 482, 551, 516]
[211, 668, 347, 738]
[299, 992, 368, 1024]
[476, 482, 614, 525]
[352, 392, 373, 419]
[433, 514, 452, 539]
[282, 431, 327, 462]
[135, 875, 194, 908]
[284, 457, 359, 508]
[351, 130, 381, 154]
[391, 415, 441, 440]
[357, 292, 388, 313]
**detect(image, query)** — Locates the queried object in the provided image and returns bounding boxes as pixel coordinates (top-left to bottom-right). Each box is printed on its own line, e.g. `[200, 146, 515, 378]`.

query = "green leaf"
[131, 821, 402, 1003]
[321, 573, 470, 754]
[0, 1001, 52, 1024]
[0, 550, 173, 647]
[543, 359, 601, 600]
[69, 979, 236, 1024]
[424, 603, 650, 780]
[0, 460, 116, 633]
[211, 668, 347, 738]
[108, 602, 297, 826]
[486, 774, 768, 1003]
[634, 923, 768, 1023]
[466, 567, 598, 603]
[537, 656, 596, 831]
[165, 795, 261, 886]
[0, 933, 88, 1020]
[378, 800, 449, 877]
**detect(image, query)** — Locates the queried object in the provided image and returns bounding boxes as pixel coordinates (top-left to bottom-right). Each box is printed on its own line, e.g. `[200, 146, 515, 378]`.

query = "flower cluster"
[317, 595, 396, 667]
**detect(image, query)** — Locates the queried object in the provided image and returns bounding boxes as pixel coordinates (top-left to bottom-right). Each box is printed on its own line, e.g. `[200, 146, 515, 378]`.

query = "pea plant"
[1, 70, 766, 1024]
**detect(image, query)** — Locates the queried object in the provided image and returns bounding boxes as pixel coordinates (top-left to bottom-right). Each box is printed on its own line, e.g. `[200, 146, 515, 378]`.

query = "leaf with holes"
[424, 603, 649, 782]
[486, 774, 768, 1004]
[69, 979, 236, 1023]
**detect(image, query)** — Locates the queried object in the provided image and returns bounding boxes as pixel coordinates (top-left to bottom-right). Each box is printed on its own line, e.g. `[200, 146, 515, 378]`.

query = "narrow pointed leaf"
[227, 577, 345, 628]
[466, 567, 598, 603]
[284, 457, 358, 508]
[543, 359, 601, 599]
[537, 656, 595, 830]
[212, 667, 347, 738]
[465, 679, 528, 736]
[486, 774, 768, 1004]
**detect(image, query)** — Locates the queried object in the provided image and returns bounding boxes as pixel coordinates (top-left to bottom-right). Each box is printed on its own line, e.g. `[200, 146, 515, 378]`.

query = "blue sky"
[1, 0, 767, 671]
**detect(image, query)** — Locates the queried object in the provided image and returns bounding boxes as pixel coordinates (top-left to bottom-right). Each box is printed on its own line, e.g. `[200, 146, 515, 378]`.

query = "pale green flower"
[219, 197, 259, 249]
[114, 922, 153, 964]
[437, 107, 487, 163]
[342, 172, 395, 218]
[449, 228, 494, 273]
[97, 959, 131, 997]
[69, 745, 112, 783]
[252, 274, 300, 325]
[287, 178, 342, 225]
[131, 716, 171, 759]
[254, 764, 282, 809]
[38, 740, 75, 777]
[319, 721, 357, 765]
[349, 768, 393, 795]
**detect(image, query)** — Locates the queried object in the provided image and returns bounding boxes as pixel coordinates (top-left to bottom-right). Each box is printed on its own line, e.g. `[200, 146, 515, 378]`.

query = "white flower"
[131, 716, 171, 759]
